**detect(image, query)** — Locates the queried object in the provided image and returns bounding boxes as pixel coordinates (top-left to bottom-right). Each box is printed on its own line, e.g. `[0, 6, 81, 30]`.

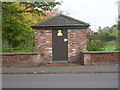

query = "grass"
[103, 40, 117, 51]
[104, 45, 116, 51]
[2, 47, 36, 53]
[2, 48, 9, 52]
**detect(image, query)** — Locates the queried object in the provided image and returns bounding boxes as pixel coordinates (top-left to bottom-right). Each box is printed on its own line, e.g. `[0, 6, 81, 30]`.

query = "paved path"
[2, 64, 118, 74]
[2, 73, 118, 88]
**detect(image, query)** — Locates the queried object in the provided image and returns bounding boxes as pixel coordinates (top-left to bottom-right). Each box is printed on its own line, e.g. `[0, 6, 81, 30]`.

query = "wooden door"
[52, 29, 68, 61]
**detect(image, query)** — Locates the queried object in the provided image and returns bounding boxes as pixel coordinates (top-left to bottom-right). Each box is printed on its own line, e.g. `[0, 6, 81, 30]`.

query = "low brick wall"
[1, 51, 119, 67]
[1, 52, 42, 67]
[82, 51, 119, 65]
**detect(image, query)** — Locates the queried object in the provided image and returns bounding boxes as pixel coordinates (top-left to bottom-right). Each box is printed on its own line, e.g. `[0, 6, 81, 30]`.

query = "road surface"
[2, 73, 118, 88]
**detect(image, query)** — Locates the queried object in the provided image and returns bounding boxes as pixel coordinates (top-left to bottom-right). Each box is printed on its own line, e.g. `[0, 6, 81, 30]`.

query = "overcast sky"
[56, 0, 118, 31]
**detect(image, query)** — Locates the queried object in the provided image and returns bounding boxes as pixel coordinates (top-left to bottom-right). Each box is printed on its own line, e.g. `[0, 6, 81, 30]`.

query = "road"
[2, 73, 118, 88]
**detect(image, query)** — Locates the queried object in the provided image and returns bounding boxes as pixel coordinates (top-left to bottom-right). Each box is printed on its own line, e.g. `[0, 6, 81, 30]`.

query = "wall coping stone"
[1, 52, 40, 55]
[82, 51, 120, 54]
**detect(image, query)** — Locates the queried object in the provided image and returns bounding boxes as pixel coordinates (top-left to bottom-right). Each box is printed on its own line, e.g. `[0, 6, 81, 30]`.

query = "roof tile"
[33, 14, 89, 27]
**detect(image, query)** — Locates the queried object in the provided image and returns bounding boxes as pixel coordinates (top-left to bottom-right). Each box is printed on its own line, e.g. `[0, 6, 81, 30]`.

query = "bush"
[87, 40, 105, 51]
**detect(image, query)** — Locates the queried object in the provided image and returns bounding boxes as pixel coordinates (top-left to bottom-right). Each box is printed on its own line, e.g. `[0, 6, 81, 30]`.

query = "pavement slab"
[1, 64, 119, 74]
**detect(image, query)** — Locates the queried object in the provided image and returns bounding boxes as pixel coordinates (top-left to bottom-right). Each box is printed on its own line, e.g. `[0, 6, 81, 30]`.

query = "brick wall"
[2, 51, 119, 66]
[35, 29, 87, 62]
[2, 52, 41, 67]
[68, 29, 87, 61]
[35, 30, 52, 63]
[82, 51, 119, 65]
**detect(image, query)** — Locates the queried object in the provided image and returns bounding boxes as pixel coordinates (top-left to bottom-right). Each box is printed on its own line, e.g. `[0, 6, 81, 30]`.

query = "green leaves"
[2, 2, 61, 15]
[87, 33, 106, 51]
[87, 24, 118, 51]
[2, 1, 61, 52]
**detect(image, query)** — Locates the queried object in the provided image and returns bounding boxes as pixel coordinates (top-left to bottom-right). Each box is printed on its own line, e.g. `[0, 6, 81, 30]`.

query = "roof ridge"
[59, 14, 88, 25]
[34, 14, 60, 26]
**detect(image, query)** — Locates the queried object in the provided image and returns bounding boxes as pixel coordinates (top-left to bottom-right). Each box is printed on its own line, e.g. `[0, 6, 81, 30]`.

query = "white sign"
[64, 38, 68, 42]
[57, 33, 62, 36]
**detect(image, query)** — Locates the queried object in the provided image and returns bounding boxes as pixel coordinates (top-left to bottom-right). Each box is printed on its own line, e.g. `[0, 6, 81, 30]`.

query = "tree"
[98, 26, 102, 32]
[111, 25, 118, 37]
[87, 24, 118, 51]
[2, 2, 61, 15]
[2, 1, 61, 52]
[87, 32, 105, 51]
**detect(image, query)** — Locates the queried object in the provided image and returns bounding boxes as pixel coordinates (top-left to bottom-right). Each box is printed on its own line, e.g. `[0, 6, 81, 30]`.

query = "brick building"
[31, 14, 90, 63]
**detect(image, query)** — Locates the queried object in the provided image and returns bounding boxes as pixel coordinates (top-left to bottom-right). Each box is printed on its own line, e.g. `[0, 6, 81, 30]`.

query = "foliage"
[2, 2, 61, 15]
[104, 40, 117, 51]
[2, 1, 61, 52]
[2, 2, 34, 51]
[87, 24, 118, 51]
[87, 32, 105, 51]
[2, 47, 36, 52]
[100, 32, 116, 41]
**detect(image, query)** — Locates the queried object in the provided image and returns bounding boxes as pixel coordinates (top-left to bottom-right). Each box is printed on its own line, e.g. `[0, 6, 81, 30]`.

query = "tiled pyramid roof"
[32, 14, 90, 29]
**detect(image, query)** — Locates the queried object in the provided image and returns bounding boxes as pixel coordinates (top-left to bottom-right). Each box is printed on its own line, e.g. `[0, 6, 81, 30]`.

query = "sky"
[56, 0, 118, 31]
